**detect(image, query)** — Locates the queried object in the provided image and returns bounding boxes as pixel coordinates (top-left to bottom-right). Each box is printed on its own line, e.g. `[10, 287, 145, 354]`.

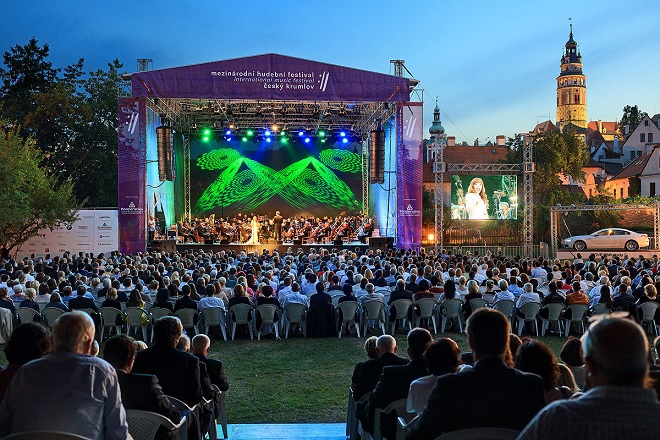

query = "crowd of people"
[1, 246, 660, 438]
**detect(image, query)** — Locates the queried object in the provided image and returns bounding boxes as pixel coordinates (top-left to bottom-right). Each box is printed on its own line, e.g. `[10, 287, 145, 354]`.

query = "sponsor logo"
[66, 224, 73, 230]
[120, 201, 143, 215]
[127, 111, 139, 134]
[98, 222, 113, 231]
[99, 216, 111, 220]
[405, 115, 417, 138]
[78, 225, 88, 230]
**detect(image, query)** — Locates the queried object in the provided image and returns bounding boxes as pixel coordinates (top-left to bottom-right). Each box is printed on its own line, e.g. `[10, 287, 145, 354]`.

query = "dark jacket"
[353, 352, 408, 400]
[409, 358, 545, 440]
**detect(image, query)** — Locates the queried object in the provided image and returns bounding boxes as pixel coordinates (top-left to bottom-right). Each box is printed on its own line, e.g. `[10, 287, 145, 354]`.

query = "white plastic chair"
[331, 294, 343, 308]
[124, 307, 149, 341]
[283, 302, 308, 339]
[386, 299, 413, 335]
[468, 298, 489, 313]
[213, 384, 228, 439]
[229, 303, 254, 340]
[336, 301, 360, 338]
[126, 409, 186, 440]
[515, 302, 541, 336]
[362, 301, 386, 336]
[16, 307, 40, 324]
[201, 307, 227, 341]
[414, 298, 438, 334]
[372, 397, 407, 440]
[254, 304, 281, 340]
[439, 298, 463, 333]
[175, 308, 200, 335]
[563, 304, 589, 336]
[41, 307, 65, 329]
[638, 302, 659, 335]
[492, 299, 515, 325]
[539, 303, 565, 336]
[99, 306, 123, 341]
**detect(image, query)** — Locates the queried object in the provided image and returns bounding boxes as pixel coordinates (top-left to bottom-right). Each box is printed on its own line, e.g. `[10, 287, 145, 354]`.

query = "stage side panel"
[118, 98, 147, 254]
[396, 103, 423, 249]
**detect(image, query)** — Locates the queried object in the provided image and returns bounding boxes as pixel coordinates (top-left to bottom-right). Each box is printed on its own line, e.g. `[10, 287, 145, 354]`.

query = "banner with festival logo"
[118, 98, 147, 254]
[20, 210, 118, 259]
[396, 102, 423, 250]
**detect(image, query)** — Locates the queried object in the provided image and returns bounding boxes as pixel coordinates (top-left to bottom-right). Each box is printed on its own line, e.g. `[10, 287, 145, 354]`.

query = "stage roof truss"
[145, 98, 396, 138]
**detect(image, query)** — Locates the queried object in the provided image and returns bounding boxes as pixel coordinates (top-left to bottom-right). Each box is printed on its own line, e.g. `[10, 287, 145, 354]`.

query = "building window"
[651, 182, 656, 197]
[645, 120, 649, 126]
[641, 133, 646, 143]
[620, 188, 624, 199]
[574, 91, 580, 104]
[649, 133, 654, 142]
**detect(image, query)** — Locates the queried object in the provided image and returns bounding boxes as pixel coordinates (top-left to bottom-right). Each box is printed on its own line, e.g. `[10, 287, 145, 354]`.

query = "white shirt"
[407, 375, 439, 415]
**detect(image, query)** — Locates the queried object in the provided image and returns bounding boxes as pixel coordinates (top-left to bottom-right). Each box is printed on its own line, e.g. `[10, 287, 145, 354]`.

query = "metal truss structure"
[432, 135, 534, 257]
[550, 202, 660, 256]
[183, 136, 191, 221]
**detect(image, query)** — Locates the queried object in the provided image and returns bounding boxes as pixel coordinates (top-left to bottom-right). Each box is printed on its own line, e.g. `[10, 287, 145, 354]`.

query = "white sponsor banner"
[20, 210, 119, 259]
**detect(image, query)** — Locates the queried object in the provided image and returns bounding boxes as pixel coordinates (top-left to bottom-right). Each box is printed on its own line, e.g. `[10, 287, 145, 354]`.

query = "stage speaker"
[369, 125, 385, 184]
[149, 239, 176, 253]
[156, 125, 174, 181]
[368, 236, 393, 251]
[293, 239, 303, 246]
[204, 239, 214, 245]
[220, 239, 229, 245]
[333, 239, 344, 246]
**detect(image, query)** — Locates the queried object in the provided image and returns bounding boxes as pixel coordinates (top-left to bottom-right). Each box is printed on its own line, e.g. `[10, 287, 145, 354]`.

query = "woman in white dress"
[245, 215, 261, 244]
[464, 178, 489, 219]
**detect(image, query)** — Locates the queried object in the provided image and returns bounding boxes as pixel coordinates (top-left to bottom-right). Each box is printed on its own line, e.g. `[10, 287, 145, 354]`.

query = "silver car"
[563, 228, 649, 251]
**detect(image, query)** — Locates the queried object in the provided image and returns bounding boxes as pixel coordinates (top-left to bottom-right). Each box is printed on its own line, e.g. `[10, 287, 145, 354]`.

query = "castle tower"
[556, 24, 587, 132]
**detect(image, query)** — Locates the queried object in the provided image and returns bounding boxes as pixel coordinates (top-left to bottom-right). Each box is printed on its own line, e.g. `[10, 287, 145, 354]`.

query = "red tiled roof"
[610, 153, 651, 181]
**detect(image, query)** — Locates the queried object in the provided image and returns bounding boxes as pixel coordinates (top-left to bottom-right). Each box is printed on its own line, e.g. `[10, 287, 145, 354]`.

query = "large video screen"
[450, 175, 518, 220]
[190, 138, 363, 219]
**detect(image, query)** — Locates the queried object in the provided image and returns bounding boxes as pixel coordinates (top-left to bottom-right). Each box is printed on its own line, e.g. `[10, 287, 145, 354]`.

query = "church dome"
[429, 102, 445, 135]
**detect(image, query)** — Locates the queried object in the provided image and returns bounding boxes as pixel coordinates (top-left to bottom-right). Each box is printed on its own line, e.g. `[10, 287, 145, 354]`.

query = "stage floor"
[176, 241, 369, 255]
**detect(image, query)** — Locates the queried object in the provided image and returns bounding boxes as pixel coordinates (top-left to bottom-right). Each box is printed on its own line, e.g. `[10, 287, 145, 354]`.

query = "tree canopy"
[0, 38, 124, 207]
[620, 105, 647, 138]
[0, 122, 80, 252]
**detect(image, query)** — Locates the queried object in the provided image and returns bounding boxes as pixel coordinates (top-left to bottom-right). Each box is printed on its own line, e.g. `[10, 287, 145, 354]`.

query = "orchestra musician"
[273, 211, 284, 242]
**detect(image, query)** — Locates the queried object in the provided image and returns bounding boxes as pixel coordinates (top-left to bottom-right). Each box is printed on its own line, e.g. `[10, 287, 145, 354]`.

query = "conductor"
[273, 211, 284, 243]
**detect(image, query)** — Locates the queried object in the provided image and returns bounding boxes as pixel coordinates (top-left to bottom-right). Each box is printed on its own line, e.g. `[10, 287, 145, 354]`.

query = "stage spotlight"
[247, 129, 254, 136]
[339, 131, 346, 137]
[298, 130, 305, 137]
[304, 137, 311, 143]
[342, 138, 348, 143]
[266, 137, 272, 143]
[225, 129, 232, 136]
[242, 136, 248, 142]
[318, 130, 326, 138]
[265, 130, 271, 136]
[272, 124, 279, 132]
[225, 137, 232, 142]
[281, 137, 288, 144]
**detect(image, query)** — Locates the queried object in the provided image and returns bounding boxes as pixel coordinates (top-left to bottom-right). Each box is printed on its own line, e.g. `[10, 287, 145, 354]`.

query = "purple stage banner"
[118, 98, 147, 254]
[131, 53, 410, 102]
[396, 102, 423, 250]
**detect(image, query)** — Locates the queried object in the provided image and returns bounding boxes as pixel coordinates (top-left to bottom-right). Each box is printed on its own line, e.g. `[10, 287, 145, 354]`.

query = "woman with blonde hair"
[465, 177, 489, 219]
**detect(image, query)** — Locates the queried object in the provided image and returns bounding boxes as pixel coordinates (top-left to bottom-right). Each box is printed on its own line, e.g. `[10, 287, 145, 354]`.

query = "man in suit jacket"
[409, 309, 546, 440]
[68, 285, 101, 329]
[366, 328, 432, 439]
[133, 316, 203, 408]
[103, 335, 181, 440]
[353, 334, 408, 401]
[192, 334, 228, 422]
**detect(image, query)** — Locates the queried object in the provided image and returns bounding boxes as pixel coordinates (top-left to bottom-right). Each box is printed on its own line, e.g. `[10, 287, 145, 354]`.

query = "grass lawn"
[0, 325, 580, 424]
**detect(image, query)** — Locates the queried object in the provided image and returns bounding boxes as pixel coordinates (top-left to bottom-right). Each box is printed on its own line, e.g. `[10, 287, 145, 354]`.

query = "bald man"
[519, 316, 660, 439]
[0, 311, 127, 439]
[353, 334, 408, 400]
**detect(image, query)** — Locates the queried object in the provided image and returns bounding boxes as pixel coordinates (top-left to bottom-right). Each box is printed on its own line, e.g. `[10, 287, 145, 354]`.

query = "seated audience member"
[409, 309, 546, 439]
[101, 288, 122, 310]
[338, 283, 358, 304]
[538, 282, 566, 319]
[45, 291, 70, 312]
[103, 335, 181, 440]
[35, 284, 51, 306]
[0, 311, 128, 438]
[560, 336, 585, 389]
[69, 285, 100, 312]
[352, 336, 379, 390]
[132, 316, 203, 407]
[556, 363, 581, 394]
[518, 316, 660, 439]
[192, 334, 229, 423]
[515, 282, 541, 318]
[462, 279, 483, 318]
[19, 287, 40, 314]
[408, 338, 462, 415]
[0, 322, 52, 402]
[154, 287, 175, 312]
[0, 287, 16, 313]
[353, 334, 408, 400]
[256, 285, 281, 329]
[177, 334, 191, 352]
[309, 282, 332, 305]
[515, 339, 574, 403]
[365, 328, 433, 439]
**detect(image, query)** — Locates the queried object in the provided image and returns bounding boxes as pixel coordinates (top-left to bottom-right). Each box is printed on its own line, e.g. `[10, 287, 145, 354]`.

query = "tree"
[0, 38, 59, 130]
[620, 105, 647, 139]
[0, 122, 80, 252]
[506, 129, 590, 241]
